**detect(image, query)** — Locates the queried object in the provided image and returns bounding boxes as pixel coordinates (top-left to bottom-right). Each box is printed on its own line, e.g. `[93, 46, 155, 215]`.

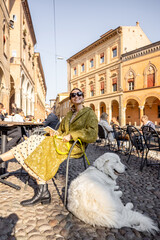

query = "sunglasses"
[70, 92, 83, 98]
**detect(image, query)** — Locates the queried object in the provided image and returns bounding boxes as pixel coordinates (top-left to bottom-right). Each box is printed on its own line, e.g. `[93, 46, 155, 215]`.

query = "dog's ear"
[93, 155, 109, 170]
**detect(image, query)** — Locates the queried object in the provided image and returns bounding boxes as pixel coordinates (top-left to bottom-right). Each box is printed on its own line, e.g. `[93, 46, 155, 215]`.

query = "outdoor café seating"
[127, 125, 145, 170]
[112, 124, 130, 154]
[142, 125, 160, 178]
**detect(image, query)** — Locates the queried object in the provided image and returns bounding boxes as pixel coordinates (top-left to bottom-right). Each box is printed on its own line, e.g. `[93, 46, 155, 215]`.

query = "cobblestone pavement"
[0, 143, 160, 240]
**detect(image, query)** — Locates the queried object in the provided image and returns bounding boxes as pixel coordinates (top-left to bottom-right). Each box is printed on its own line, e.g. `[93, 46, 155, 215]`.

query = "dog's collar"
[93, 165, 104, 174]
[93, 165, 114, 180]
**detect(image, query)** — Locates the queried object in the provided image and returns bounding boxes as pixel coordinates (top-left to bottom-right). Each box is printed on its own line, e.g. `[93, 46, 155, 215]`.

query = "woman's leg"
[0, 150, 15, 161]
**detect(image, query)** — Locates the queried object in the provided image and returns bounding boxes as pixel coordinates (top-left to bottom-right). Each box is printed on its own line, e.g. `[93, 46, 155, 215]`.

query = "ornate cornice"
[22, 0, 37, 45]
[121, 41, 160, 61]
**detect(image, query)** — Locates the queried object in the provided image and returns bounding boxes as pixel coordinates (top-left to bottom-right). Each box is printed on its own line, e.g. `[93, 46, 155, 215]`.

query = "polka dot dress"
[11, 135, 46, 183]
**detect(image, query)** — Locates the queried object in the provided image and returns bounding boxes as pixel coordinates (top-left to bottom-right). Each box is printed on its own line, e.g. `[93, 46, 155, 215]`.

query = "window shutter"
[112, 78, 117, 85]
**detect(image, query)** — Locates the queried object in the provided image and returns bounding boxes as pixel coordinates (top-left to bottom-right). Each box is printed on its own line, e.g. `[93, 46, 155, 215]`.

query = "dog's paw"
[125, 202, 133, 209]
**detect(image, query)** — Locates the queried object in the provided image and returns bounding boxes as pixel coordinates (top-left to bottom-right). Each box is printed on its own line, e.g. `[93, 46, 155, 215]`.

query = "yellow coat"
[25, 107, 98, 181]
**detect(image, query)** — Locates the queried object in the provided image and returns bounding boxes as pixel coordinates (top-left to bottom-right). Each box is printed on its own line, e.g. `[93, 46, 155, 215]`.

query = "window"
[90, 59, 94, 68]
[81, 63, 84, 72]
[12, 50, 17, 57]
[100, 82, 104, 94]
[147, 66, 155, 87]
[100, 53, 104, 63]
[3, 23, 7, 57]
[90, 85, 94, 96]
[128, 81, 134, 90]
[74, 67, 77, 75]
[112, 78, 117, 92]
[158, 106, 160, 118]
[112, 47, 117, 57]
[128, 78, 134, 90]
[13, 15, 17, 21]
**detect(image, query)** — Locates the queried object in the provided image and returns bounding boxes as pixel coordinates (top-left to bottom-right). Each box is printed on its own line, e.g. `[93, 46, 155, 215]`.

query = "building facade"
[54, 92, 69, 120]
[0, 0, 10, 108]
[121, 41, 160, 126]
[67, 22, 160, 126]
[0, 0, 46, 119]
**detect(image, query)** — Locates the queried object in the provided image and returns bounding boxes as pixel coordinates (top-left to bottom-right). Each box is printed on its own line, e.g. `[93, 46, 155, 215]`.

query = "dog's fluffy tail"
[122, 208, 159, 234]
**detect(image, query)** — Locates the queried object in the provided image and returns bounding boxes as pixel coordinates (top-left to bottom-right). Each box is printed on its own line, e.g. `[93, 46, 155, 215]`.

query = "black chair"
[112, 124, 130, 154]
[142, 126, 160, 178]
[64, 139, 88, 207]
[127, 125, 145, 170]
[97, 124, 108, 144]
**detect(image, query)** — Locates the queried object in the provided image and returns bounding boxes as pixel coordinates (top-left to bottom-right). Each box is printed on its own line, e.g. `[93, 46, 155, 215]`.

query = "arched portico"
[144, 96, 160, 125]
[126, 99, 140, 125]
[111, 100, 119, 121]
[99, 102, 106, 116]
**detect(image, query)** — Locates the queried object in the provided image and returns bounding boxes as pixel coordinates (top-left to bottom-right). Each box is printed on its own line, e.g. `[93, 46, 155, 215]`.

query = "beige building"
[59, 95, 69, 119]
[0, 0, 46, 119]
[67, 22, 159, 126]
[0, 0, 10, 109]
[34, 52, 47, 121]
[54, 92, 69, 120]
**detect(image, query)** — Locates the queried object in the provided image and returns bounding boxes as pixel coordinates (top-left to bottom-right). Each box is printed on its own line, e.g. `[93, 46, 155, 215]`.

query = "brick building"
[67, 22, 160, 126]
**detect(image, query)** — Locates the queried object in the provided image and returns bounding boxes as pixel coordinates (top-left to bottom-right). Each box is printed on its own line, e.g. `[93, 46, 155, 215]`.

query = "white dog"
[68, 153, 158, 233]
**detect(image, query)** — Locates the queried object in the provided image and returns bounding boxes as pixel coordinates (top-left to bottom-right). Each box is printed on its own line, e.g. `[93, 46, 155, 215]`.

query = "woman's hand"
[49, 130, 59, 137]
[63, 134, 72, 142]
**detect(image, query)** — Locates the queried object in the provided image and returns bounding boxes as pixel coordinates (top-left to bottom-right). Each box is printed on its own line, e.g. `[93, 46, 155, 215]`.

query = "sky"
[28, 0, 160, 103]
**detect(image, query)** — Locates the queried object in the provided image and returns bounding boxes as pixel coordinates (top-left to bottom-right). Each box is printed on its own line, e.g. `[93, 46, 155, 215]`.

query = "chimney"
[136, 21, 139, 26]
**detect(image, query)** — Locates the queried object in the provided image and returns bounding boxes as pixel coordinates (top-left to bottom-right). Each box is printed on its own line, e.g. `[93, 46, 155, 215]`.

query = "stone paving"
[0, 143, 160, 240]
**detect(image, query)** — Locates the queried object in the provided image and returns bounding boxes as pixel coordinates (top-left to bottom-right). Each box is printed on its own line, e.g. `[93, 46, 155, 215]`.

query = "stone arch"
[144, 62, 157, 87]
[143, 96, 160, 125]
[141, 92, 160, 106]
[99, 101, 106, 116]
[126, 99, 140, 125]
[111, 100, 119, 121]
[123, 95, 141, 108]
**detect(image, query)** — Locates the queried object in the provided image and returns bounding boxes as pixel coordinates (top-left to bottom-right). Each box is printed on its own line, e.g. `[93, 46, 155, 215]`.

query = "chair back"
[98, 124, 106, 139]
[142, 126, 160, 151]
[55, 121, 60, 130]
[127, 125, 144, 151]
[113, 124, 129, 141]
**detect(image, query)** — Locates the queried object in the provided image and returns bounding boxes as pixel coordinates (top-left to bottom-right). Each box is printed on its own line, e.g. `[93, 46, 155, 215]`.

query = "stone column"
[22, 93, 27, 115]
[121, 107, 126, 126]
[15, 88, 21, 108]
[139, 106, 144, 123]
[108, 105, 112, 124]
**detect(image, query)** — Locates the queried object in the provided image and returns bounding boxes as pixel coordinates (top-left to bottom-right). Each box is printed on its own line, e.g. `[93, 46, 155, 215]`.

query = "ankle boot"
[0, 157, 3, 164]
[20, 184, 51, 206]
[0, 158, 6, 175]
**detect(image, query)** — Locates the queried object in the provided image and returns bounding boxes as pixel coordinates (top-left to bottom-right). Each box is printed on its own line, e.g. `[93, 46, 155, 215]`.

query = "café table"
[0, 121, 43, 189]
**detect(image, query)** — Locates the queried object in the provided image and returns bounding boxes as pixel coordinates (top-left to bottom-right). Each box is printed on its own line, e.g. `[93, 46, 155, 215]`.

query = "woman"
[0, 88, 98, 206]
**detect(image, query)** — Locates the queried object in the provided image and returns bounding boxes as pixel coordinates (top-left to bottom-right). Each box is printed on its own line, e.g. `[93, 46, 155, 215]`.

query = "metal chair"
[127, 125, 145, 170]
[64, 139, 88, 207]
[142, 126, 160, 178]
[96, 124, 108, 144]
[112, 124, 130, 154]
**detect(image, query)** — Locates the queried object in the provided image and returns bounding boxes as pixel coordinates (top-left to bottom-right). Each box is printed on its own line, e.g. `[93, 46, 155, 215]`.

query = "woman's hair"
[141, 115, 148, 121]
[69, 88, 84, 112]
[100, 112, 108, 120]
[69, 88, 84, 100]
